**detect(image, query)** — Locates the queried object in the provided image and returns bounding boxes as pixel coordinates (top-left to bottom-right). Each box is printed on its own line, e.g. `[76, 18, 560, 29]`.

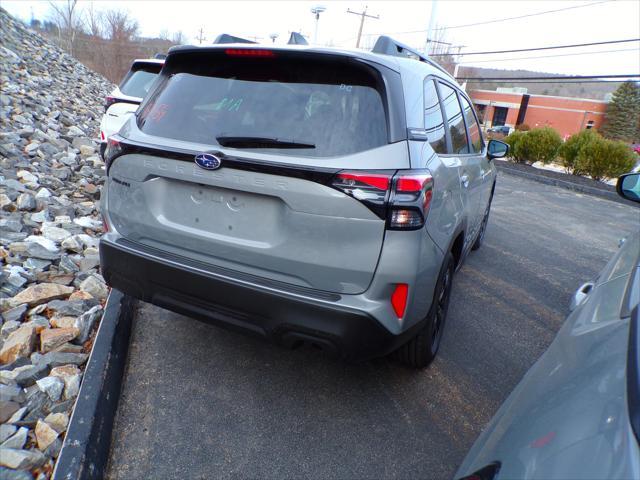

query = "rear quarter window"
[137, 55, 389, 157]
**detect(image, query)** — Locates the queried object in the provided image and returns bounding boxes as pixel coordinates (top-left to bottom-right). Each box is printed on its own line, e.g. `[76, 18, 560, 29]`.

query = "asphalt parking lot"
[107, 172, 639, 480]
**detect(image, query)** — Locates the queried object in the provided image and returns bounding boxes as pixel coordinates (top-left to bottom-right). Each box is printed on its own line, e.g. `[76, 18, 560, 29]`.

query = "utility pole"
[347, 6, 379, 48]
[424, 0, 439, 55]
[196, 27, 206, 45]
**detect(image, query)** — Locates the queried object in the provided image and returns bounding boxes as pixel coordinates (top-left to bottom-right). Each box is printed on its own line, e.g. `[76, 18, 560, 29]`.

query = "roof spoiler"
[212, 34, 256, 44]
[372, 35, 451, 76]
[287, 32, 308, 45]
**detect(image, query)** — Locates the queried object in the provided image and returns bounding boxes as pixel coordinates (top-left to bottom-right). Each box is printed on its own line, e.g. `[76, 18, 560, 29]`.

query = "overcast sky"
[4, 0, 639, 75]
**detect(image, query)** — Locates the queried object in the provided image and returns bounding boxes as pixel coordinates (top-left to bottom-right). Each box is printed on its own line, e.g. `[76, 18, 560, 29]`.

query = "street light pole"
[311, 6, 326, 44]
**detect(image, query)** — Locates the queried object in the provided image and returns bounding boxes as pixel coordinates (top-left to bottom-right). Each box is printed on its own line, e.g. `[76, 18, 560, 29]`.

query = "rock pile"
[1, 8, 114, 477]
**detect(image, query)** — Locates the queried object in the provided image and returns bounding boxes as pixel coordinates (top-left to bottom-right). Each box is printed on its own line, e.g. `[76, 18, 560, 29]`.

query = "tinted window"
[424, 79, 447, 154]
[439, 83, 469, 154]
[120, 70, 159, 98]
[460, 95, 483, 153]
[138, 57, 388, 157]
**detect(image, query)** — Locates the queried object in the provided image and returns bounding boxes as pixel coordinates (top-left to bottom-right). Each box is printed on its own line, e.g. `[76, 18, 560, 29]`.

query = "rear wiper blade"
[216, 136, 315, 149]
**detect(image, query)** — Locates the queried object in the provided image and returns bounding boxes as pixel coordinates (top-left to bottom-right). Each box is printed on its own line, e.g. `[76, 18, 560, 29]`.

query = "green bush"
[515, 127, 562, 164]
[574, 137, 636, 181]
[558, 129, 600, 174]
[504, 130, 526, 163]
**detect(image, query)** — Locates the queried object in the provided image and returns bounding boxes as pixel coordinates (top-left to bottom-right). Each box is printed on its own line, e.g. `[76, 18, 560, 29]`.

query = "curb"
[52, 289, 135, 480]
[496, 163, 638, 207]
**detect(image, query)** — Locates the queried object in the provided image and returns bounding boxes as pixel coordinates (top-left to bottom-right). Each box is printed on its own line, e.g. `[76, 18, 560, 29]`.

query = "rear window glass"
[120, 69, 160, 98]
[137, 55, 388, 157]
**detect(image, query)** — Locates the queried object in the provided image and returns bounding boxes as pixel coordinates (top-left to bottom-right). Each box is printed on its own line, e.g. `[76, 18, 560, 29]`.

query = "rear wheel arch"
[450, 229, 465, 268]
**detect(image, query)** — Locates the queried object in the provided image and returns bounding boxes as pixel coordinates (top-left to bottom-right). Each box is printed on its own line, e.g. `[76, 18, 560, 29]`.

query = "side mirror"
[617, 172, 640, 203]
[487, 139, 509, 160]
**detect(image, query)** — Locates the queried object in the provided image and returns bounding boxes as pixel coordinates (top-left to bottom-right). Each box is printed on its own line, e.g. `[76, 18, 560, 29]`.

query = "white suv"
[99, 58, 164, 157]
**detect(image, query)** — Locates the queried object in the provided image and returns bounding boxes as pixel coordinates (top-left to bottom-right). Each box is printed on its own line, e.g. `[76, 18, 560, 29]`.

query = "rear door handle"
[460, 174, 469, 188]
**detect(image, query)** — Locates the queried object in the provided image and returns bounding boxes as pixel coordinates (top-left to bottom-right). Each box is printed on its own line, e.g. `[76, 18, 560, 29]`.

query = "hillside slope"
[1, 8, 114, 478]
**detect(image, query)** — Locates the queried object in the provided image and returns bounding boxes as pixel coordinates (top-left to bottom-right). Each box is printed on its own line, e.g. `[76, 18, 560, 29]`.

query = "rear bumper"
[100, 236, 424, 361]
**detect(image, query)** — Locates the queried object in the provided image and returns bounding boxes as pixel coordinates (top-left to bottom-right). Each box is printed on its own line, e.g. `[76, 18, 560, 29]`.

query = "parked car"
[456, 173, 640, 479]
[487, 125, 511, 136]
[99, 58, 164, 157]
[100, 36, 508, 368]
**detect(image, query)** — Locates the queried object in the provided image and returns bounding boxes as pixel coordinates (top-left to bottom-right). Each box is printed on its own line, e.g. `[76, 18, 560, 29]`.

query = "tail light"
[104, 136, 123, 172]
[104, 96, 118, 112]
[331, 169, 433, 230]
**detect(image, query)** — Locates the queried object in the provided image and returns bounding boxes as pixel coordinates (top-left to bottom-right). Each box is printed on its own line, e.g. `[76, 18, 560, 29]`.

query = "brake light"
[225, 49, 275, 57]
[104, 96, 117, 112]
[391, 284, 409, 318]
[330, 169, 433, 230]
[100, 131, 105, 141]
[334, 172, 390, 191]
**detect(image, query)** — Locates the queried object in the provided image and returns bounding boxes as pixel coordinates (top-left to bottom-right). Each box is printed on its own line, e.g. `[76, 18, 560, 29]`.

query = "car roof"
[166, 43, 457, 83]
[131, 58, 165, 67]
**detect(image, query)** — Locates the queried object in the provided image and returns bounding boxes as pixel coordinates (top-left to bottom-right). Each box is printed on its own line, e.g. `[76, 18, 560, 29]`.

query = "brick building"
[469, 87, 608, 138]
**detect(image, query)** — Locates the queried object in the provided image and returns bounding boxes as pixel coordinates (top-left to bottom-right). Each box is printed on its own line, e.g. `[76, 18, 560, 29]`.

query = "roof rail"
[287, 32, 308, 45]
[212, 34, 256, 44]
[372, 35, 451, 77]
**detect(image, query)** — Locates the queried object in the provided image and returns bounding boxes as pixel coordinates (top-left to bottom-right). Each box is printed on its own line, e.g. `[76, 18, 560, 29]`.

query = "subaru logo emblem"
[195, 153, 221, 170]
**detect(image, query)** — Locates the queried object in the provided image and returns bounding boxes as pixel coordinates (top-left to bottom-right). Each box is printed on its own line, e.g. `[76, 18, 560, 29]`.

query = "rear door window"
[460, 95, 484, 154]
[438, 82, 469, 154]
[424, 79, 447, 154]
[137, 55, 388, 157]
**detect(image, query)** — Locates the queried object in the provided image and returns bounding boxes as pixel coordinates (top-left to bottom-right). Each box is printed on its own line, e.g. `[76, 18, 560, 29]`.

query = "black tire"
[395, 252, 455, 368]
[471, 199, 492, 251]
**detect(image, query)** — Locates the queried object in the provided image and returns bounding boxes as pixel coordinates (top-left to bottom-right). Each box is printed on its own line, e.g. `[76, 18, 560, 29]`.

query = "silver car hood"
[457, 232, 640, 480]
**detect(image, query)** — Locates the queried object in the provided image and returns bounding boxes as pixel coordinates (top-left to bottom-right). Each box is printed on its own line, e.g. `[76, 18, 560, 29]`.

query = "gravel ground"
[107, 173, 639, 480]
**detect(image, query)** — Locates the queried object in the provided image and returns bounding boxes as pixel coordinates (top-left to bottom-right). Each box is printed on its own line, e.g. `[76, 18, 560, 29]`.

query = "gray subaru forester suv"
[99, 36, 508, 368]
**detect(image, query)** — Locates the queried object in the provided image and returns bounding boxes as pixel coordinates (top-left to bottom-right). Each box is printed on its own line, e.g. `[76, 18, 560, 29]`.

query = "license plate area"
[158, 179, 284, 240]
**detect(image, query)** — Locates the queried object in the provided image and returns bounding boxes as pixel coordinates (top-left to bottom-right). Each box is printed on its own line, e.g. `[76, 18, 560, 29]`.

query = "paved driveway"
[107, 173, 638, 480]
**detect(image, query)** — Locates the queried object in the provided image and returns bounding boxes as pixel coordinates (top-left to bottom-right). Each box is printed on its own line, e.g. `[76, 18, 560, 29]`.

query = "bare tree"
[48, 0, 82, 55]
[172, 30, 186, 45]
[84, 2, 103, 38]
[101, 9, 139, 80]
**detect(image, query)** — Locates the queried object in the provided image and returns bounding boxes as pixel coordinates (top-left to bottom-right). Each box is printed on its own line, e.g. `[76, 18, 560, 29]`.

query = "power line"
[466, 79, 632, 84]
[456, 74, 640, 80]
[436, 0, 612, 30]
[458, 47, 639, 64]
[439, 38, 640, 56]
[358, 0, 613, 37]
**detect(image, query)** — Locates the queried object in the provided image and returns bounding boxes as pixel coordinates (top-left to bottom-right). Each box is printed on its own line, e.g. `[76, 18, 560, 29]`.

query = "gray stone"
[0, 448, 46, 469]
[0, 466, 33, 480]
[79, 274, 109, 299]
[38, 351, 88, 367]
[1, 302, 27, 322]
[36, 376, 64, 401]
[16, 193, 36, 211]
[0, 425, 17, 443]
[0, 427, 28, 449]
[74, 305, 102, 343]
